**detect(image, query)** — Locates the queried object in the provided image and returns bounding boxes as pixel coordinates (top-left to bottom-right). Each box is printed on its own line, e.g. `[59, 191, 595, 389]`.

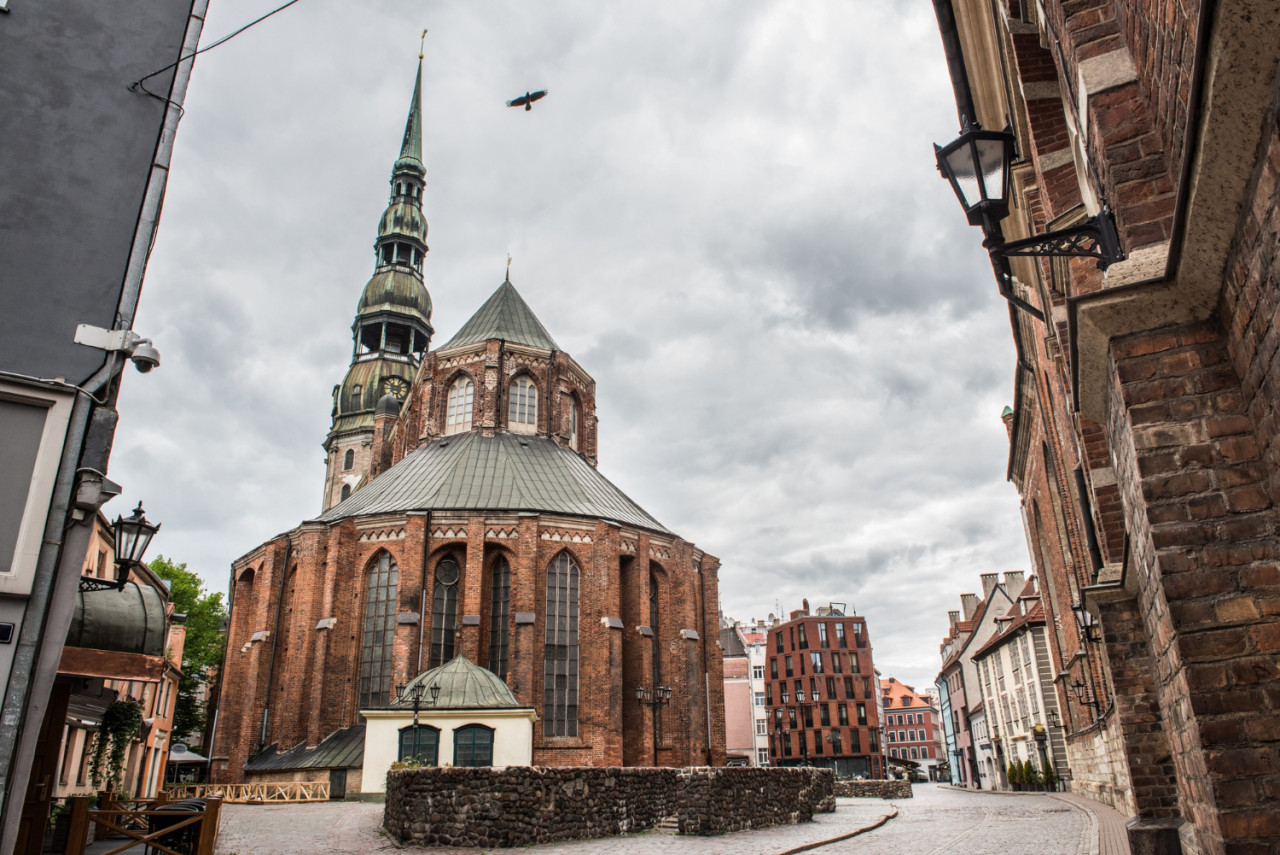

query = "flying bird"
[506, 90, 549, 111]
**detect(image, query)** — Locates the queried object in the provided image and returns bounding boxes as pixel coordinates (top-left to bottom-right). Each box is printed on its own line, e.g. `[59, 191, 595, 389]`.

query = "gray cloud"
[112, 0, 1031, 696]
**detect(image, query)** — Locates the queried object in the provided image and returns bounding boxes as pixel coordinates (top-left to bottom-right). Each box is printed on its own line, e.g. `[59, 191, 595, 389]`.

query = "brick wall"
[212, 513, 725, 783]
[383, 765, 834, 847]
[1107, 321, 1280, 854]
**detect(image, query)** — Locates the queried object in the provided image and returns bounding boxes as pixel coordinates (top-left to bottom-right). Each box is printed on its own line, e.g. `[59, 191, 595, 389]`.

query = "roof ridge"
[439, 279, 560, 351]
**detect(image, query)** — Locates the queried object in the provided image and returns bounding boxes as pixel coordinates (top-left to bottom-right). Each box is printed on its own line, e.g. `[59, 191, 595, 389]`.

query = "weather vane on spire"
[419, 29, 427, 59]
[506, 254, 513, 281]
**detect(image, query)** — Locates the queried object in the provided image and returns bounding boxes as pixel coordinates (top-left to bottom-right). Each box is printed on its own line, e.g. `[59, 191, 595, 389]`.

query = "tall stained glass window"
[359, 552, 398, 709]
[488, 555, 511, 678]
[430, 557, 460, 668]
[543, 551, 579, 737]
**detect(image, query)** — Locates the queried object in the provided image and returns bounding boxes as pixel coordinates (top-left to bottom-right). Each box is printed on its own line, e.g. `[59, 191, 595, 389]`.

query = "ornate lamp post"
[395, 679, 440, 763]
[1072, 678, 1102, 713]
[636, 685, 672, 765]
[934, 123, 1124, 320]
[81, 502, 161, 592]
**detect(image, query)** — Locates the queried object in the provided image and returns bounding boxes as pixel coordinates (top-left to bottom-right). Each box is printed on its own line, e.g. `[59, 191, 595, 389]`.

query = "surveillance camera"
[130, 341, 161, 373]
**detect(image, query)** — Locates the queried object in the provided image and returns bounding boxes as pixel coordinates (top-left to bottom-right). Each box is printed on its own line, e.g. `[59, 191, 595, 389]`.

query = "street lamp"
[395, 679, 441, 763]
[1071, 678, 1102, 713]
[1071, 600, 1101, 643]
[82, 502, 161, 592]
[935, 123, 1124, 320]
[635, 685, 672, 706]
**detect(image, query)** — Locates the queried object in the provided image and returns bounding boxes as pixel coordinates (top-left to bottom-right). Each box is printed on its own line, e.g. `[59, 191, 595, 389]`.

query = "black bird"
[506, 90, 549, 111]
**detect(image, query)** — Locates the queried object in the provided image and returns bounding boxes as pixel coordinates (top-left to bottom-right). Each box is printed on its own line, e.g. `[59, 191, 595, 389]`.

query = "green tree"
[1006, 760, 1022, 787]
[1023, 759, 1040, 787]
[148, 555, 227, 743]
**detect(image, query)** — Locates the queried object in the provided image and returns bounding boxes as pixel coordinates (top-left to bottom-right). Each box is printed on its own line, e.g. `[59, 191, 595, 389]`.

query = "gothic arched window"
[343, 449, 354, 471]
[568, 395, 580, 451]
[445, 377, 474, 435]
[508, 376, 537, 434]
[340, 484, 351, 501]
[488, 555, 511, 678]
[543, 551, 579, 737]
[358, 552, 398, 709]
[429, 557, 461, 668]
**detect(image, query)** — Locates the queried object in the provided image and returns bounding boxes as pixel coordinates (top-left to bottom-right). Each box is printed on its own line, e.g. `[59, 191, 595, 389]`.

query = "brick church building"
[210, 59, 725, 791]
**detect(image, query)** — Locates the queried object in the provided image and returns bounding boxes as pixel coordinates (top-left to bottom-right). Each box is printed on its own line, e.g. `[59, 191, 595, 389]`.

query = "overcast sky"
[112, 0, 1030, 694]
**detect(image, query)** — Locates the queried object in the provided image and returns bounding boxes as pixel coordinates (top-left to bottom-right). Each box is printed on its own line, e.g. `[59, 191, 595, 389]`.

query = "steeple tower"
[322, 58, 434, 512]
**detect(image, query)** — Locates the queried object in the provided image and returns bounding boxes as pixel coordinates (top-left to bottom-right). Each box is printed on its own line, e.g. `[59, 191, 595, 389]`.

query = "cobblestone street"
[214, 783, 1122, 855]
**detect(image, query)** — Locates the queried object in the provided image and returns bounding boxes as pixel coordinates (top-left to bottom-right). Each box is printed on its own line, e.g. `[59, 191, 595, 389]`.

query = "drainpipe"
[259, 536, 292, 748]
[417, 510, 431, 674]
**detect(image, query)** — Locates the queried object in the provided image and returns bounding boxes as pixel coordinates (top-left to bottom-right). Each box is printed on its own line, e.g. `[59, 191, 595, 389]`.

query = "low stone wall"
[833, 779, 913, 799]
[384, 766, 834, 847]
[678, 767, 835, 834]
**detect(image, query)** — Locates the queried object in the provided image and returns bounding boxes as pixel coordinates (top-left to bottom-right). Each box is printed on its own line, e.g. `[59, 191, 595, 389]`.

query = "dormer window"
[351, 384, 362, 409]
[508, 376, 537, 434]
[445, 376, 474, 435]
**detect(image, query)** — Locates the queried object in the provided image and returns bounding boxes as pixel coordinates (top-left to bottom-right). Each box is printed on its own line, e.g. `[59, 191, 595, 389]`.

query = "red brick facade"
[939, 1, 1280, 852]
[763, 604, 882, 778]
[211, 67, 723, 785]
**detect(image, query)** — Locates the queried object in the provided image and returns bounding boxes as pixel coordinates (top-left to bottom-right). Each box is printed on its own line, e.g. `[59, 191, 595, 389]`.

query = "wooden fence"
[163, 781, 330, 803]
[63, 795, 221, 855]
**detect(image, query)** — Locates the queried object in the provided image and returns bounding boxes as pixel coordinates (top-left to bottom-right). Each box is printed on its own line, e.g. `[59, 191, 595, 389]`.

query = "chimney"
[980, 573, 999, 600]
[947, 610, 960, 633]
[1003, 571, 1025, 593]
[802, 598, 810, 614]
[960, 593, 979, 621]
[1001, 405, 1015, 438]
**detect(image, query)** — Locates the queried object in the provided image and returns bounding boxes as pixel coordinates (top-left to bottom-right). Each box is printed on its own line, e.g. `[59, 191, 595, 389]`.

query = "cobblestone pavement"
[214, 783, 1097, 855]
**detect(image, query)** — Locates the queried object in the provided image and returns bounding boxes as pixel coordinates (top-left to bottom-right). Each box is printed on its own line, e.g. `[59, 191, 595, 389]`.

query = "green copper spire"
[395, 57, 424, 173]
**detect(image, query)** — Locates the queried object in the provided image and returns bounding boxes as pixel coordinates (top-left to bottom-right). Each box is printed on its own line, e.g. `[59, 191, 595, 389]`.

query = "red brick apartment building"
[881, 677, 943, 780]
[765, 602, 882, 778]
[932, 1, 1280, 852]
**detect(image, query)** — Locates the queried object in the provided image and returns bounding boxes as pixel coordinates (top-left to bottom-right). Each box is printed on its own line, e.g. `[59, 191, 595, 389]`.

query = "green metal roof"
[395, 655, 524, 710]
[395, 58, 423, 173]
[315, 431, 670, 534]
[244, 724, 365, 772]
[439, 279, 560, 351]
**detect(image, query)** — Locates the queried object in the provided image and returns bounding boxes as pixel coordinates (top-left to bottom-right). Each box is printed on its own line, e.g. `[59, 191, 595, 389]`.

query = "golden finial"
[419, 29, 428, 59]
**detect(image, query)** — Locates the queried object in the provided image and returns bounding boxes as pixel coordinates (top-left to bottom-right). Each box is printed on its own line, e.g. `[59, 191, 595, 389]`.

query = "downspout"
[698, 562, 712, 763]
[417, 510, 431, 674]
[259, 536, 292, 749]
[204, 564, 237, 761]
[932, 0, 976, 128]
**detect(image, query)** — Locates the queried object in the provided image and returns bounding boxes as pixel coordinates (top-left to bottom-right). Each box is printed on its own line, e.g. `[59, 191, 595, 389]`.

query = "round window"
[435, 559, 460, 586]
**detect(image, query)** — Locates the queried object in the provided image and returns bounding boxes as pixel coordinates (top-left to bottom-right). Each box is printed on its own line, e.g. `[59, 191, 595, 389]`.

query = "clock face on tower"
[382, 376, 409, 400]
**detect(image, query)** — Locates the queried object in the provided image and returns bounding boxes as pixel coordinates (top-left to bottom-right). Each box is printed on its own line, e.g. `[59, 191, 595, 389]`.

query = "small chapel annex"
[210, 59, 726, 794]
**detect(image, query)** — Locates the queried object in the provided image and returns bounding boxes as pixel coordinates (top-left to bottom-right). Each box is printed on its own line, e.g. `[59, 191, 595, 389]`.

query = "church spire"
[396, 56, 424, 173]
[322, 55, 434, 513]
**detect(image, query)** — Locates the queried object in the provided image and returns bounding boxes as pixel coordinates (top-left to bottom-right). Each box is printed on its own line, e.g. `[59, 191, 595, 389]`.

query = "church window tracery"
[543, 551, 579, 737]
[430, 557, 461, 668]
[508, 375, 537, 434]
[359, 552, 399, 709]
[488, 555, 511, 678]
[445, 376, 474, 434]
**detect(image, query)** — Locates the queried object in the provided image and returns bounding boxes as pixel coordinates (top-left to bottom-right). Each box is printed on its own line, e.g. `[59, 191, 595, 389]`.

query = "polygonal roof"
[315, 431, 671, 534]
[438, 279, 560, 351]
[396, 655, 523, 710]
